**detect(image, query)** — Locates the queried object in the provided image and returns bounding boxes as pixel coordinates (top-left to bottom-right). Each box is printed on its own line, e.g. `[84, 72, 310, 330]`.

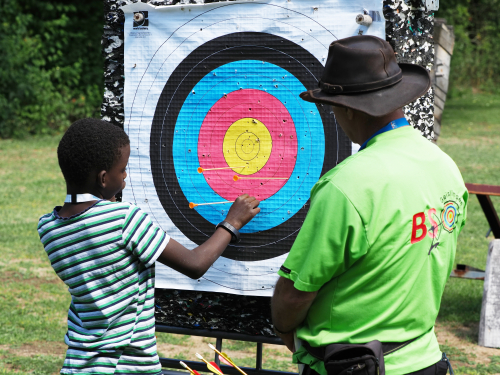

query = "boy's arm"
[156, 194, 260, 279]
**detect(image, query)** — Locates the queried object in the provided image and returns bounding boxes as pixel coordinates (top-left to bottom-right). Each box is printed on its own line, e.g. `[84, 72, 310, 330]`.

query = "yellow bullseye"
[223, 118, 272, 175]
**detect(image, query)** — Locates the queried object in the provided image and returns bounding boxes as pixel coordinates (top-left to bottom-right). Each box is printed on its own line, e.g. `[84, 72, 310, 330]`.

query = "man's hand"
[271, 277, 318, 352]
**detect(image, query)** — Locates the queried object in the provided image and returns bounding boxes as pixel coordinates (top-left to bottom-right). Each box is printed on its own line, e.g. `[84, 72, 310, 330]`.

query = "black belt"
[303, 338, 416, 360]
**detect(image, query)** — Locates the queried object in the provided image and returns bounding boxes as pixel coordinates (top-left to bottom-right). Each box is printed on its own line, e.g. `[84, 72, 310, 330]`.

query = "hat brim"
[299, 64, 431, 117]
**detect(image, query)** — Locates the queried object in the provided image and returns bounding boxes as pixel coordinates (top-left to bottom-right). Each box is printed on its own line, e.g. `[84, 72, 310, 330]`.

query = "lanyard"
[64, 194, 102, 204]
[359, 117, 409, 151]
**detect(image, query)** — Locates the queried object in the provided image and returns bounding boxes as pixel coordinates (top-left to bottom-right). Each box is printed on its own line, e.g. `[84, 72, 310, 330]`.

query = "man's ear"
[97, 170, 107, 188]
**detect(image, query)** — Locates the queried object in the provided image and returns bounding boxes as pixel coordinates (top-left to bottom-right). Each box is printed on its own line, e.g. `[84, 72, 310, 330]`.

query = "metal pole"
[215, 337, 223, 367]
[256, 342, 263, 371]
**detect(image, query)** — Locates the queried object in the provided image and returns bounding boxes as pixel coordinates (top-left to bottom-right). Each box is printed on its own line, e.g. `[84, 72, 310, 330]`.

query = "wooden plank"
[466, 183, 500, 196]
[434, 94, 445, 111]
[436, 75, 449, 94]
[479, 240, 500, 348]
[435, 23, 455, 55]
[434, 86, 447, 102]
[433, 119, 441, 139]
[434, 105, 443, 122]
[435, 46, 451, 67]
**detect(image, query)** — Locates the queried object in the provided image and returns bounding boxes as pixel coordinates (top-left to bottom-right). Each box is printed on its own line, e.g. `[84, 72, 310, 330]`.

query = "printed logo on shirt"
[410, 191, 464, 255]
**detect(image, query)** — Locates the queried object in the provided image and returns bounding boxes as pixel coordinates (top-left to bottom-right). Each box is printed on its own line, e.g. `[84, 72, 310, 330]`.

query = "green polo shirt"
[278, 126, 468, 375]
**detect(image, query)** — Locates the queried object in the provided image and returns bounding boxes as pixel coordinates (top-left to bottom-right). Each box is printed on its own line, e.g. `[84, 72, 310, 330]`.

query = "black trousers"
[303, 358, 449, 375]
[406, 359, 449, 375]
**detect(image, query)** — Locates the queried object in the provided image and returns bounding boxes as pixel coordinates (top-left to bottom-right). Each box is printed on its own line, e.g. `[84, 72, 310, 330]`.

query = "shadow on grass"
[439, 278, 484, 344]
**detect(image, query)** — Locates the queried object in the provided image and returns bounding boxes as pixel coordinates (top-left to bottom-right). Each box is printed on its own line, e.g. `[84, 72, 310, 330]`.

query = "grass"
[0, 136, 68, 374]
[0, 92, 499, 373]
[437, 93, 500, 328]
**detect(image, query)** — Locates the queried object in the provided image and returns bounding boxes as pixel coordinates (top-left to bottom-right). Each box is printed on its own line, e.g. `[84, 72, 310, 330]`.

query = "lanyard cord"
[64, 194, 102, 204]
[358, 117, 409, 151]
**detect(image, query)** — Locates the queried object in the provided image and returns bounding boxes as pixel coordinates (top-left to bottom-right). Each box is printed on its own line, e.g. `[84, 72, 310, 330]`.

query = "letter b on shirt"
[411, 212, 427, 244]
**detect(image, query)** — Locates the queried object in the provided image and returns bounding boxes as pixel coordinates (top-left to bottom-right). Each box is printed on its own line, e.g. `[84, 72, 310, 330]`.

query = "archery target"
[122, 0, 384, 294]
[150, 33, 340, 262]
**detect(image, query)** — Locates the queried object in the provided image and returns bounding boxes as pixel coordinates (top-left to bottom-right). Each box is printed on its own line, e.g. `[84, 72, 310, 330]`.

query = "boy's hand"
[224, 194, 260, 230]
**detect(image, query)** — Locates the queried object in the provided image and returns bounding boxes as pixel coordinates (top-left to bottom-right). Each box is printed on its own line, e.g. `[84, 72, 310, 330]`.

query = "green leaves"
[436, 0, 500, 94]
[0, 0, 104, 138]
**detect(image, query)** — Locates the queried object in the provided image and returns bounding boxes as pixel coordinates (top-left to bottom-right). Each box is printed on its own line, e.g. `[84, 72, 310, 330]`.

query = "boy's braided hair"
[58, 118, 130, 186]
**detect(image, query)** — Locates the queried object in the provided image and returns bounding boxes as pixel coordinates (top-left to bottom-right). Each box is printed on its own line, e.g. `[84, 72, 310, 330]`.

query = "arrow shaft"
[195, 201, 234, 207]
[202, 166, 246, 171]
[237, 177, 288, 180]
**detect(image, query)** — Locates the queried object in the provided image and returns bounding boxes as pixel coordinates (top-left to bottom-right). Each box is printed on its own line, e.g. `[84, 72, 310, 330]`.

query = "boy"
[38, 118, 260, 374]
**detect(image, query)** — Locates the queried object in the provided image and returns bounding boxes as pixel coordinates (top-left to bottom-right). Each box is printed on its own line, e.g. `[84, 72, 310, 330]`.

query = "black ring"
[150, 32, 351, 261]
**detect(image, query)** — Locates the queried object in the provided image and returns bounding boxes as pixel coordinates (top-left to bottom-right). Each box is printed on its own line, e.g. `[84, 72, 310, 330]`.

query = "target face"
[150, 33, 344, 261]
[123, 0, 383, 294]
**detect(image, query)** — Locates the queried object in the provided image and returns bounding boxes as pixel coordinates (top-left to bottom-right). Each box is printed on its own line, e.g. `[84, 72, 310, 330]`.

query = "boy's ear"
[97, 170, 107, 188]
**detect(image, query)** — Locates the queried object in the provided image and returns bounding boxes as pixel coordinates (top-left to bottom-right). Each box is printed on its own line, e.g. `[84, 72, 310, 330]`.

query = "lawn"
[0, 92, 499, 374]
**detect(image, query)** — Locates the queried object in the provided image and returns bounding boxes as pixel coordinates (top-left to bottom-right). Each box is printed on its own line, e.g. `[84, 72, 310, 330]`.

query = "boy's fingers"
[244, 195, 255, 203]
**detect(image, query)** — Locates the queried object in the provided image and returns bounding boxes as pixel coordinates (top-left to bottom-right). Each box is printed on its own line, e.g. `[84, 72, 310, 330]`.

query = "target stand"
[157, 324, 295, 375]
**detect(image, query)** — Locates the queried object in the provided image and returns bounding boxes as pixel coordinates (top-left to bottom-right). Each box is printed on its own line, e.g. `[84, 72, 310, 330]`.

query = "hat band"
[319, 70, 403, 94]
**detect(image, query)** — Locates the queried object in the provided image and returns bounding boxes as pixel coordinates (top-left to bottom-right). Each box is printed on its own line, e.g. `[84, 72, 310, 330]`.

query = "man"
[271, 35, 468, 375]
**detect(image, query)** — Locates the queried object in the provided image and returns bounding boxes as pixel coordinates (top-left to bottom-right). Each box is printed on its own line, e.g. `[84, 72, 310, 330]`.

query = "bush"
[436, 0, 500, 94]
[0, 1, 104, 138]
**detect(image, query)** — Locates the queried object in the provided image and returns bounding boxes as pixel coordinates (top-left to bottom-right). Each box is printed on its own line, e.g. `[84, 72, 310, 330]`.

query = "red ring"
[198, 89, 297, 201]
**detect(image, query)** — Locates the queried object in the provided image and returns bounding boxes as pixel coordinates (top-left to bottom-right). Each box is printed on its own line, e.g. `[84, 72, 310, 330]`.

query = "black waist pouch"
[304, 339, 415, 375]
[323, 341, 383, 375]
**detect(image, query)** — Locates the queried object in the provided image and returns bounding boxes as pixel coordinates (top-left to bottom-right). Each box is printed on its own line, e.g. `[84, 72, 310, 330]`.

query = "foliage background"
[0, 1, 104, 138]
[435, 0, 500, 95]
[0, 0, 498, 138]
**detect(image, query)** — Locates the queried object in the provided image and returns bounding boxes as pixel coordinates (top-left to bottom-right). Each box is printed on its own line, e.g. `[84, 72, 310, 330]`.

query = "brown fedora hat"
[300, 35, 431, 117]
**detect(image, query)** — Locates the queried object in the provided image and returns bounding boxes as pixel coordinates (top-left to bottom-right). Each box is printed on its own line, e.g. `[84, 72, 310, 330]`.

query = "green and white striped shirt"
[38, 200, 170, 374]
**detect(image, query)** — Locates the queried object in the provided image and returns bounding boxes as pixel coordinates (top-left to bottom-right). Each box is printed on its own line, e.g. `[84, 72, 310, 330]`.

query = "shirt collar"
[359, 117, 410, 151]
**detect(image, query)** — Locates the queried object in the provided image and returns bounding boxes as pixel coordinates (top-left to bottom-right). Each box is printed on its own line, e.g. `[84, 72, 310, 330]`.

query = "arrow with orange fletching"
[233, 175, 288, 181]
[198, 166, 246, 173]
[189, 201, 234, 209]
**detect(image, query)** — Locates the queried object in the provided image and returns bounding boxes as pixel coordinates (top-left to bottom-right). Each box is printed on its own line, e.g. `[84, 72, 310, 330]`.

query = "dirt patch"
[156, 336, 293, 367]
[439, 136, 500, 147]
[3, 341, 66, 358]
[0, 270, 62, 286]
[436, 322, 500, 367]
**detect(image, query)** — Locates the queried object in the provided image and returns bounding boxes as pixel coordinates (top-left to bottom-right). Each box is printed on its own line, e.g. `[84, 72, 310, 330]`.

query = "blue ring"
[173, 60, 325, 233]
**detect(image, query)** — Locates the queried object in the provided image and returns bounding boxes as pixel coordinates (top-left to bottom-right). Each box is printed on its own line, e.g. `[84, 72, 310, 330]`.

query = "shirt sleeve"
[277, 179, 370, 292]
[122, 204, 170, 268]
